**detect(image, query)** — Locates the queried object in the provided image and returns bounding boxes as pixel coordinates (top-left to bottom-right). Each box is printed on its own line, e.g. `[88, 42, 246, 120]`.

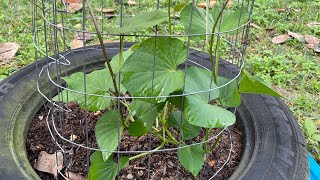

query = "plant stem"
[205, 0, 210, 45]
[129, 142, 165, 161]
[168, 0, 172, 35]
[209, 0, 230, 84]
[210, 134, 221, 152]
[86, 0, 119, 95]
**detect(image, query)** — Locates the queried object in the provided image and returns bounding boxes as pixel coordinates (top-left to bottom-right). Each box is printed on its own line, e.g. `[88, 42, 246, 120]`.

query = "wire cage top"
[31, 0, 256, 179]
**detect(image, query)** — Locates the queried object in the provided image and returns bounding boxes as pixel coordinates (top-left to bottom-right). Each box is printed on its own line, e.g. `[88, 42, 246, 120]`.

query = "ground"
[0, 0, 319, 162]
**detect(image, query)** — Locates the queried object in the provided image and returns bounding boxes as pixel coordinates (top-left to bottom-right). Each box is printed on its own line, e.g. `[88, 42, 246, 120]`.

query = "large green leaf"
[89, 151, 129, 180]
[128, 100, 164, 136]
[108, 10, 167, 34]
[180, 4, 213, 41]
[110, 50, 134, 74]
[179, 143, 204, 176]
[121, 37, 186, 102]
[95, 110, 124, 161]
[184, 67, 236, 128]
[53, 68, 124, 111]
[168, 110, 201, 140]
[211, 5, 249, 33]
[239, 70, 281, 97]
[217, 76, 241, 107]
[180, 4, 249, 41]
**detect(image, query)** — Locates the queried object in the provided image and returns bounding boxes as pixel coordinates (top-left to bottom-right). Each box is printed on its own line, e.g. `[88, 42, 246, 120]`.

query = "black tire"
[0, 43, 309, 180]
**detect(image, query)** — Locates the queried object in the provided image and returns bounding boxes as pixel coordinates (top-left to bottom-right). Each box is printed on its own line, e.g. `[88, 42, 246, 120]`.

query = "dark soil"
[27, 103, 243, 180]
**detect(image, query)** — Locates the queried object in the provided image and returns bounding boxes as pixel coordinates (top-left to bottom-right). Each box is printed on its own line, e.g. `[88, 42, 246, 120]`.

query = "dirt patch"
[27, 103, 243, 179]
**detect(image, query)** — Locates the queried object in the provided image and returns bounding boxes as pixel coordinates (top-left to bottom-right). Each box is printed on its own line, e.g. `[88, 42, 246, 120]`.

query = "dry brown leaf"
[197, 1, 216, 9]
[67, 3, 83, 13]
[314, 44, 320, 53]
[271, 34, 289, 44]
[63, 0, 81, 3]
[95, 8, 115, 13]
[208, 160, 216, 167]
[304, 35, 320, 45]
[0, 42, 20, 61]
[71, 39, 84, 49]
[127, 0, 137, 6]
[305, 44, 315, 49]
[74, 32, 94, 41]
[35, 151, 63, 177]
[274, 8, 286, 12]
[288, 31, 304, 42]
[65, 171, 87, 180]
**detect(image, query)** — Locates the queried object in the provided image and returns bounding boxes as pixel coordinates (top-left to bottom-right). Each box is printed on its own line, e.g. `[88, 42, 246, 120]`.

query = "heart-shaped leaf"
[128, 100, 164, 136]
[89, 151, 129, 180]
[239, 70, 281, 97]
[109, 10, 167, 34]
[95, 110, 123, 161]
[183, 67, 236, 128]
[179, 143, 204, 176]
[110, 49, 134, 74]
[168, 110, 201, 140]
[53, 68, 124, 111]
[121, 37, 186, 102]
[217, 76, 241, 107]
[180, 4, 249, 41]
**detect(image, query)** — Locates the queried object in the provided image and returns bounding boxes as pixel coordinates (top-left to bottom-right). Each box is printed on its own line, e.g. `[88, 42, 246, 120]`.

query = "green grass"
[0, 0, 319, 162]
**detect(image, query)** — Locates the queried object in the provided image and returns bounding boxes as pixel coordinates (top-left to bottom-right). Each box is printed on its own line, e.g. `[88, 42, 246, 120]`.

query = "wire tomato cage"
[31, 0, 254, 179]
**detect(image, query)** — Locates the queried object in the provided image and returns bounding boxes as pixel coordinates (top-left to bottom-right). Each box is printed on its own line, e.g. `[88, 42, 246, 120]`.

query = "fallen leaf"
[271, 34, 289, 44]
[95, 8, 115, 13]
[288, 31, 304, 42]
[314, 44, 320, 53]
[71, 39, 84, 49]
[304, 35, 320, 45]
[0, 42, 20, 61]
[74, 32, 94, 41]
[197, 1, 216, 9]
[65, 171, 86, 180]
[307, 22, 320, 28]
[35, 151, 63, 177]
[63, 0, 81, 3]
[305, 44, 315, 49]
[274, 8, 286, 12]
[67, 3, 83, 13]
[250, 23, 261, 29]
[127, 0, 137, 6]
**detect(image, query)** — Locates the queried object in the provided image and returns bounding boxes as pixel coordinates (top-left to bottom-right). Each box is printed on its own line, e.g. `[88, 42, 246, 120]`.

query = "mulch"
[27, 102, 243, 180]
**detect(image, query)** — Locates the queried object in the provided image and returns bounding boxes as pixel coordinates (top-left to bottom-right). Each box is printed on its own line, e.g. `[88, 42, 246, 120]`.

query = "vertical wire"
[146, 1, 161, 179]
[175, 0, 196, 179]
[81, 0, 90, 172]
[116, 0, 124, 178]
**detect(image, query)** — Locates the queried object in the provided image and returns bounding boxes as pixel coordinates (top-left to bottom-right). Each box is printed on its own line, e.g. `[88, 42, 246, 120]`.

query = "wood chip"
[71, 39, 84, 49]
[0, 42, 20, 61]
[65, 171, 87, 180]
[74, 32, 94, 41]
[304, 35, 320, 45]
[95, 8, 115, 13]
[271, 34, 289, 44]
[197, 1, 216, 9]
[288, 31, 304, 42]
[67, 3, 83, 13]
[35, 151, 63, 177]
[305, 44, 315, 49]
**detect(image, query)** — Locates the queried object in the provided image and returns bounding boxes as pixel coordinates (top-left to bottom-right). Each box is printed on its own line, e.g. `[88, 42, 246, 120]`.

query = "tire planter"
[0, 43, 309, 180]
